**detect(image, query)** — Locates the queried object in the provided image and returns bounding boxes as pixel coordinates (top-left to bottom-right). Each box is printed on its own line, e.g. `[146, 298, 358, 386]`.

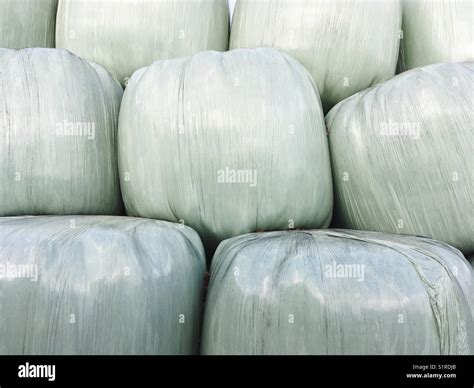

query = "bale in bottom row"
[202, 230, 473, 355]
[0, 217, 471, 354]
[0, 216, 205, 355]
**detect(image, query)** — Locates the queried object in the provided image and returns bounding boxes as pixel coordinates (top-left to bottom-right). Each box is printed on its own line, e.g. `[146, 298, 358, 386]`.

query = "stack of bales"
[0, 0, 472, 355]
[0, 0, 228, 355]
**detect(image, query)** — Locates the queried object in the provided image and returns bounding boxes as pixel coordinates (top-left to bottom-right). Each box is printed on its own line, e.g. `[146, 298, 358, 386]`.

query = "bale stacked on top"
[118, 48, 333, 251]
[0, 48, 123, 216]
[327, 62, 473, 254]
[0, 0, 58, 48]
[56, 0, 229, 85]
[230, 0, 402, 111]
[399, 0, 473, 71]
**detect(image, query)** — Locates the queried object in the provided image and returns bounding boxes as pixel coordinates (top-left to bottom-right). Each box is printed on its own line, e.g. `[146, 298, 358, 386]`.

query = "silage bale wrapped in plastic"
[327, 62, 473, 254]
[0, 216, 205, 355]
[0, 48, 123, 216]
[0, 0, 58, 48]
[118, 48, 333, 251]
[399, 0, 473, 72]
[230, 0, 401, 111]
[56, 0, 229, 86]
[202, 229, 473, 355]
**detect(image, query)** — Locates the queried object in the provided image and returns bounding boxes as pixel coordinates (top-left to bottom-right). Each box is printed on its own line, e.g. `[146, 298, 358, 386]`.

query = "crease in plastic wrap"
[0, 48, 123, 216]
[118, 48, 333, 252]
[202, 230, 473, 355]
[0, 216, 206, 355]
[0, 0, 58, 48]
[398, 0, 474, 72]
[230, 0, 401, 111]
[56, 0, 230, 86]
[327, 62, 474, 254]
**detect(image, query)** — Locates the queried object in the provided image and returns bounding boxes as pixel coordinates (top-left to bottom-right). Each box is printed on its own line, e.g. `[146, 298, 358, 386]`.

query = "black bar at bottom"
[0, 355, 471, 386]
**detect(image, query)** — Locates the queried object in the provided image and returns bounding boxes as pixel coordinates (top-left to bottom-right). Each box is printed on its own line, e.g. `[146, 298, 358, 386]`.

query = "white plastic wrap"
[327, 62, 473, 254]
[118, 48, 333, 251]
[399, 0, 474, 71]
[0, 216, 206, 355]
[0, 0, 58, 48]
[56, 0, 229, 85]
[202, 230, 473, 355]
[230, 0, 401, 111]
[0, 48, 123, 216]
[228, 0, 236, 20]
